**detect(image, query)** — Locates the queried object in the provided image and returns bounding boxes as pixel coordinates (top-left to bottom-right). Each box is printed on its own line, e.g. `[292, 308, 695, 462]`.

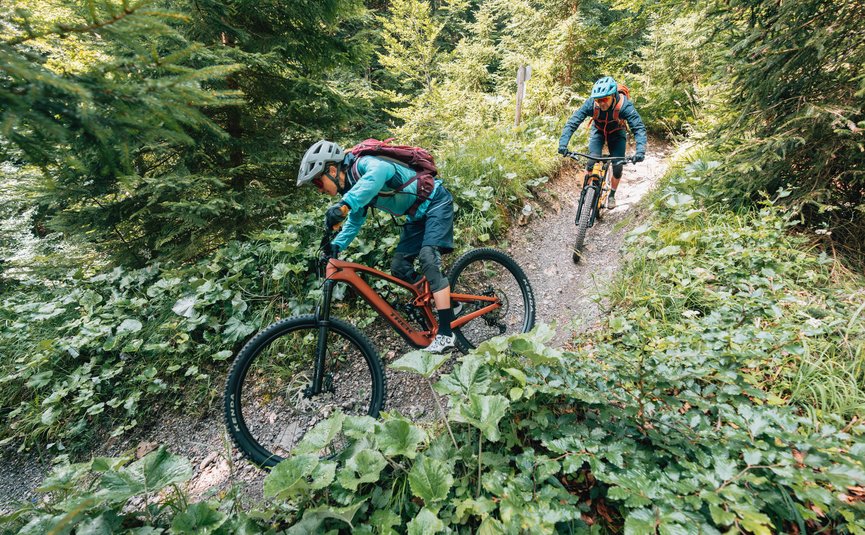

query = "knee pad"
[418, 246, 448, 292]
[391, 252, 420, 284]
[613, 164, 624, 179]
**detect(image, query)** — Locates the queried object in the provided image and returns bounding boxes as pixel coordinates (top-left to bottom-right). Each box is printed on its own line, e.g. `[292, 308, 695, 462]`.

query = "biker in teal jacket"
[296, 141, 457, 354]
[333, 153, 444, 251]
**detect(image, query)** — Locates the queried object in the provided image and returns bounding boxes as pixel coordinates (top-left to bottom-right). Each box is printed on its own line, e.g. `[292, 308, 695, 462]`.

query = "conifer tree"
[1, 1, 242, 264]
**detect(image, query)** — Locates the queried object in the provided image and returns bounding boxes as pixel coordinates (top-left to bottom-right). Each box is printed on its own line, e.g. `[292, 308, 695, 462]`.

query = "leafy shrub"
[253, 156, 865, 534]
[0, 212, 325, 452]
[0, 446, 263, 534]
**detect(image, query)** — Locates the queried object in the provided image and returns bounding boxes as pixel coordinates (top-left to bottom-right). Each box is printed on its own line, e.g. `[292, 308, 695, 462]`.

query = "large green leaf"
[376, 417, 426, 459]
[264, 454, 335, 499]
[171, 296, 198, 318]
[116, 318, 142, 335]
[408, 456, 453, 503]
[624, 508, 657, 535]
[223, 316, 254, 343]
[406, 508, 444, 535]
[294, 412, 346, 455]
[171, 502, 227, 534]
[477, 517, 506, 535]
[343, 415, 379, 439]
[435, 356, 489, 396]
[338, 449, 387, 491]
[449, 394, 510, 442]
[507, 336, 561, 365]
[98, 447, 192, 502]
[286, 501, 366, 534]
[389, 350, 448, 378]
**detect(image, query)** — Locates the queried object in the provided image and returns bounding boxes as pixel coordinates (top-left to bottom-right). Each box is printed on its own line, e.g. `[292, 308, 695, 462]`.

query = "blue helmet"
[590, 76, 618, 99]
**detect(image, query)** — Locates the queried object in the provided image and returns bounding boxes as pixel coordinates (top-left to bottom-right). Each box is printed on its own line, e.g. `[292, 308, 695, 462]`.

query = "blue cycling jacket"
[559, 94, 647, 155]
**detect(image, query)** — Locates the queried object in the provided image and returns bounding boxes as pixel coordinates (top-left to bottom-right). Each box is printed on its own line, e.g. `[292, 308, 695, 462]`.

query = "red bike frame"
[325, 258, 501, 348]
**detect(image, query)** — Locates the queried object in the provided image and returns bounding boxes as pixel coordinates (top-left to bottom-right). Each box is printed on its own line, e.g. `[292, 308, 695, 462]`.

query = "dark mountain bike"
[224, 230, 536, 467]
[564, 152, 634, 263]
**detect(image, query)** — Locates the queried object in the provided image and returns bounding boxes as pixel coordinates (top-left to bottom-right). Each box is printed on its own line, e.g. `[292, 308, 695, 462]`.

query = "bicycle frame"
[569, 152, 630, 228]
[319, 258, 501, 349]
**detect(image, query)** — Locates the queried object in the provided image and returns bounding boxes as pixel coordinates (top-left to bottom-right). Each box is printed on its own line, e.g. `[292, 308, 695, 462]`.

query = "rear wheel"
[448, 248, 536, 352]
[573, 187, 595, 263]
[224, 315, 385, 468]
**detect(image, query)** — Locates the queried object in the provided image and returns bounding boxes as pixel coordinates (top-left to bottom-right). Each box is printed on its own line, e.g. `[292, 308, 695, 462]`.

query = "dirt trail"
[508, 145, 670, 347]
[0, 143, 670, 513]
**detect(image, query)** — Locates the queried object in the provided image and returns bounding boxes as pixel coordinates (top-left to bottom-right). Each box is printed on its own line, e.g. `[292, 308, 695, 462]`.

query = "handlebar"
[564, 151, 634, 166]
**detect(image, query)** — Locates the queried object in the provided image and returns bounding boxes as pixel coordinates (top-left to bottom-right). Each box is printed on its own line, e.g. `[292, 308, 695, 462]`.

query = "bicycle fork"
[308, 278, 335, 398]
[575, 182, 602, 228]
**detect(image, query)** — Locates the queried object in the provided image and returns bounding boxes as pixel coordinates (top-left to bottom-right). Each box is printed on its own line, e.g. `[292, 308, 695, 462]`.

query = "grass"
[606, 148, 865, 421]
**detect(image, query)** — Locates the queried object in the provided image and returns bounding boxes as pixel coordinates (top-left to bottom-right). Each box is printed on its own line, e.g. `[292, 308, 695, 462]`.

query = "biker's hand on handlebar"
[558, 145, 569, 156]
[632, 152, 645, 163]
[324, 201, 349, 231]
[320, 244, 340, 265]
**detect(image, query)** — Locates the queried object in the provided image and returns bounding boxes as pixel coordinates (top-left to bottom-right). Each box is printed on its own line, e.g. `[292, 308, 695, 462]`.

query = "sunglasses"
[596, 96, 613, 105]
[312, 176, 325, 190]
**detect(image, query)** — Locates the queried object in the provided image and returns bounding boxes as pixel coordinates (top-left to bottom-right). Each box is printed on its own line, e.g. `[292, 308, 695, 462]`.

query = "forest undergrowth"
[4, 148, 864, 534]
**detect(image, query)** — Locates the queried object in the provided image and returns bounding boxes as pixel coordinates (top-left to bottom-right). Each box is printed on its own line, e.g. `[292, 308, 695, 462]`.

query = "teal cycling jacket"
[333, 154, 441, 251]
[559, 94, 647, 155]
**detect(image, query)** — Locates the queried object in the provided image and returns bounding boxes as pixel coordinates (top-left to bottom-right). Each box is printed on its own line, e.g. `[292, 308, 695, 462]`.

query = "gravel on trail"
[0, 143, 669, 513]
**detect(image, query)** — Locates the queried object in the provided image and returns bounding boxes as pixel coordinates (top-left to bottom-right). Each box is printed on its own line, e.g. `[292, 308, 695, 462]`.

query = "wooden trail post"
[514, 64, 531, 127]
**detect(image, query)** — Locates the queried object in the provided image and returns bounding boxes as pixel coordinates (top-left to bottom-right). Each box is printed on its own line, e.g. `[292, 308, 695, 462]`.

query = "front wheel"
[573, 187, 596, 263]
[224, 315, 386, 468]
[448, 248, 536, 352]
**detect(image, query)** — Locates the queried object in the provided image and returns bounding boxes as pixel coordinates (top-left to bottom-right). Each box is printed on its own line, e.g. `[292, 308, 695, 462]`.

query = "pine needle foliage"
[698, 0, 865, 266]
[1, 1, 244, 264]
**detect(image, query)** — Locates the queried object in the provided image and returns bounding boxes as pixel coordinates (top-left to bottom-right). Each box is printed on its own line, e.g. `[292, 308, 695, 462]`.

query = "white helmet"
[297, 140, 345, 186]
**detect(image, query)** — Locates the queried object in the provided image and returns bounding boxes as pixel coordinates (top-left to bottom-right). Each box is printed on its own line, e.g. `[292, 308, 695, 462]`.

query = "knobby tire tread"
[223, 314, 385, 468]
[573, 187, 595, 263]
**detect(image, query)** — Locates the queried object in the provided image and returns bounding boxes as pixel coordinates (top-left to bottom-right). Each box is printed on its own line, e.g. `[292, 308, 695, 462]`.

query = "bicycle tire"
[224, 314, 385, 468]
[447, 248, 536, 353]
[573, 187, 595, 263]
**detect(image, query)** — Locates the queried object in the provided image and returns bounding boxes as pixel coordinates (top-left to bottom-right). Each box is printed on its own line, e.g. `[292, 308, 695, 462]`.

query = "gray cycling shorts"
[395, 186, 454, 255]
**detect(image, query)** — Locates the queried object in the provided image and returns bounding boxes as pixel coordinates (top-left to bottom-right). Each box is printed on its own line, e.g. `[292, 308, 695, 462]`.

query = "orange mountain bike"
[224, 230, 535, 467]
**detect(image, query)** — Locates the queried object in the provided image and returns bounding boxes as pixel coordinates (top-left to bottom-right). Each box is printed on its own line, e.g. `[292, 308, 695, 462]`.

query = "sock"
[609, 189, 616, 196]
[437, 307, 455, 337]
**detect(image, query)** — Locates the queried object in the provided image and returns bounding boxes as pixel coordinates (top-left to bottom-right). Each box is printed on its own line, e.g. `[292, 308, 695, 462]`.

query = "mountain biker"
[558, 76, 647, 209]
[297, 140, 457, 353]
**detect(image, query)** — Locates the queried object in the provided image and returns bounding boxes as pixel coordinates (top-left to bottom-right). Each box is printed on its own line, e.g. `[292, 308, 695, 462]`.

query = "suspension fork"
[309, 278, 335, 397]
[575, 179, 602, 227]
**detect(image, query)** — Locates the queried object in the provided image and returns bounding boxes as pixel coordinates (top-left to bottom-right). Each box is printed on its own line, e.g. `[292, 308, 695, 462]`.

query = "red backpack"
[349, 138, 438, 217]
[589, 84, 631, 135]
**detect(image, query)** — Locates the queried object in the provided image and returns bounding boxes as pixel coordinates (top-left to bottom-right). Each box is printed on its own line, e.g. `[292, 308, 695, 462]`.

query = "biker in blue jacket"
[297, 140, 457, 353]
[558, 76, 647, 209]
